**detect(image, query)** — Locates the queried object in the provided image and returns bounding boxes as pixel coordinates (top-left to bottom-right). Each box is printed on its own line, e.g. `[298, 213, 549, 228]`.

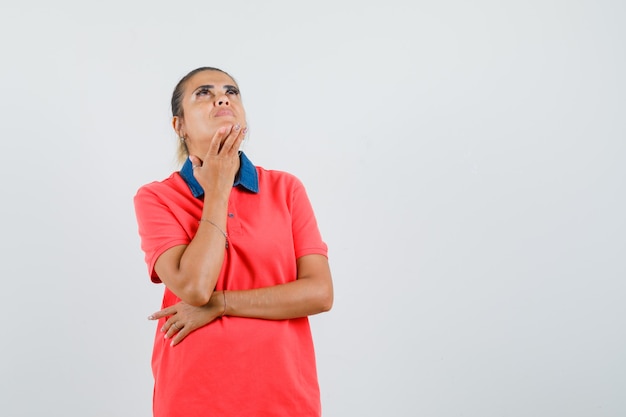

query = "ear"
[172, 116, 184, 138]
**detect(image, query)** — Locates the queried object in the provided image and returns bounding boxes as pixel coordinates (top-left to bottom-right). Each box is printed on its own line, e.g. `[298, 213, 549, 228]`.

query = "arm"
[226, 254, 333, 319]
[150, 254, 333, 346]
[154, 125, 245, 306]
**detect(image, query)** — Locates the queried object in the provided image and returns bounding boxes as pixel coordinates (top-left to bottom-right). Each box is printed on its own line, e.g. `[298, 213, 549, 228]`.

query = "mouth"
[214, 109, 235, 117]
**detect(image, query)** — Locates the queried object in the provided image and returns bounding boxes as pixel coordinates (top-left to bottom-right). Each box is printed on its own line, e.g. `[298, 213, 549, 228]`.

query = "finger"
[164, 320, 183, 339]
[148, 307, 175, 320]
[220, 124, 244, 154]
[170, 326, 192, 346]
[160, 315, 177, 333]
[227, 125, 246, 154]
[208, 126, 230, 156]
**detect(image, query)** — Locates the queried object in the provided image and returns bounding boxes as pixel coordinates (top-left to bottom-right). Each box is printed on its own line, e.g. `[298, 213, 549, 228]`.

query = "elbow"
[322, 292, 334, 312]
[186, 294, 211, 307]
[180, 284, 214, 307]
[317, 282, 334, 313]
[319, 296, 333, 313]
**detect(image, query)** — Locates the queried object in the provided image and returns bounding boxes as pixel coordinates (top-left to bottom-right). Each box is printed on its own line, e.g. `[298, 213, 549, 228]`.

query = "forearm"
[220, 275, 333, 320]
[156, 189, 230, 306]
[181, 192, 228, 287]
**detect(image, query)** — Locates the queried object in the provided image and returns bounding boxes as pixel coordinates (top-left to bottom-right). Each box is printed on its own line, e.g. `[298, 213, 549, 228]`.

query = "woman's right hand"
[189, 124, 246, 193]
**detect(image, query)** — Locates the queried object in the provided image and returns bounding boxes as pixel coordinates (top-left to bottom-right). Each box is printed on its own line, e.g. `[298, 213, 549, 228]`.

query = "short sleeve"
[134, 183, 192, 282]
[289, 178, 328, 259]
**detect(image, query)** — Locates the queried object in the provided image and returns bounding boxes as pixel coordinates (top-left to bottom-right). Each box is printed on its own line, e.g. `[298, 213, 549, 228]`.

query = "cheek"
[237, 108, 247, 124]
[187, 112, 211, 131]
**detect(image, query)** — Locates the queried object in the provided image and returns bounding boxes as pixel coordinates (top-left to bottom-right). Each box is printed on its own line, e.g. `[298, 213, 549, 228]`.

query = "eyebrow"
[193, 84, 239, 93]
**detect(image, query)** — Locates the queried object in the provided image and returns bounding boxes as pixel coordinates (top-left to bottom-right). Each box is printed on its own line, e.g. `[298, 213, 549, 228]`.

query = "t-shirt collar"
[180, 151, 259, 198]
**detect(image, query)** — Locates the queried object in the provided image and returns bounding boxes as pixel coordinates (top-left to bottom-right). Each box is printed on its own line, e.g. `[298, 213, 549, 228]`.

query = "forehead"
[186, 70, 238, 91]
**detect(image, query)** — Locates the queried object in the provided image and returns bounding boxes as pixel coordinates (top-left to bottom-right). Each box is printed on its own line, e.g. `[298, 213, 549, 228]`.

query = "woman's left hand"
[148, 292, 224, 346]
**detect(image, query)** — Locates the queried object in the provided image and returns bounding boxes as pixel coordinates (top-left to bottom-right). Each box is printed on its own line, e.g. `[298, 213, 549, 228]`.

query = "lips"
[214, 109, 234, 117]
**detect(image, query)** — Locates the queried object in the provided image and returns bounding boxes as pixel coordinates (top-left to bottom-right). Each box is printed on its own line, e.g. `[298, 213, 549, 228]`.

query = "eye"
[196, 87, 211, 96]
[226, 87, 240, 95]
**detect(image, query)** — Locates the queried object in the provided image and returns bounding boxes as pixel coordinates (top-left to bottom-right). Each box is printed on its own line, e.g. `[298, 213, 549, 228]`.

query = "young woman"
[134, 66, 333, 417]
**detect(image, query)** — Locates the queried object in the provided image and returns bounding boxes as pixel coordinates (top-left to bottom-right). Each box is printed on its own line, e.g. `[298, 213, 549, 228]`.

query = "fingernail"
[148, 315, 154, 320]
[234, 123, 241, 131]
[243, 127, 248, 134]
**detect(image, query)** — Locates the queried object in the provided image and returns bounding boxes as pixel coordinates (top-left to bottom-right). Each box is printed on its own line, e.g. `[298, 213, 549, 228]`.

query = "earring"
[179, 136, 186, 142]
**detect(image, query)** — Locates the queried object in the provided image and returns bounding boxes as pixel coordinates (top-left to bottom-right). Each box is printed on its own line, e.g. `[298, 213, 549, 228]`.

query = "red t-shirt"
[134, 162, 327, 417]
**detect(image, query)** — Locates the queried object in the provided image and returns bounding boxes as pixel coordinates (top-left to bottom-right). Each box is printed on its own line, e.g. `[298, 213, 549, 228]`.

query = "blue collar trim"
[179, 151, 259, 198]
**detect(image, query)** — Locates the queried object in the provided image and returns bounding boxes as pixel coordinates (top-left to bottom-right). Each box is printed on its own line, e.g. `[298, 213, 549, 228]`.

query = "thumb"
[188, 155, 203, 169]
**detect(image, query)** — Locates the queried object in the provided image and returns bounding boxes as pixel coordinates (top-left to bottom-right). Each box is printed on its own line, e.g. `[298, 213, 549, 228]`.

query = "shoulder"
[256, 166, 304, 189]
[134, 172, 184, 199]
[134, 173, 191, 212]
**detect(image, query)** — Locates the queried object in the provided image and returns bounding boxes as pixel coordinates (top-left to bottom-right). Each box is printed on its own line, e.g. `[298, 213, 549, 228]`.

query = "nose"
[216, 94, 230, 106]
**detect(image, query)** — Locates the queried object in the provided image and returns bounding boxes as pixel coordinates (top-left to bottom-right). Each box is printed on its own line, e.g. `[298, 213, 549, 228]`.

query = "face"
[173, 70, 246, 155]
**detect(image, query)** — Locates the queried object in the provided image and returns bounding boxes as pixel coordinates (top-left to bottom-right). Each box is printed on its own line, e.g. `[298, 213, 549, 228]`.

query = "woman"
[134, 67, 333, 417]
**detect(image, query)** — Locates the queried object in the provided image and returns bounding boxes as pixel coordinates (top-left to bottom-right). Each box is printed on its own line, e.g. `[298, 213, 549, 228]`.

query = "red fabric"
[134, 167, 327, 417]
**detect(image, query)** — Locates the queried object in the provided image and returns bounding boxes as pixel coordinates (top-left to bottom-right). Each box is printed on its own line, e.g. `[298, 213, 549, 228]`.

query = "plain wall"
[1, 1, 624, 416]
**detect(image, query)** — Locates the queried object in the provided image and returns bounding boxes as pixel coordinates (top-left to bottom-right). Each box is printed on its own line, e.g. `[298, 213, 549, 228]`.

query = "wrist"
[221, 290, 228, 317]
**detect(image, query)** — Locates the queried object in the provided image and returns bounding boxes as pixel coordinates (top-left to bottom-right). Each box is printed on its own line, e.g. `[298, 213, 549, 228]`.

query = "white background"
[1, 1, 624, 416]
